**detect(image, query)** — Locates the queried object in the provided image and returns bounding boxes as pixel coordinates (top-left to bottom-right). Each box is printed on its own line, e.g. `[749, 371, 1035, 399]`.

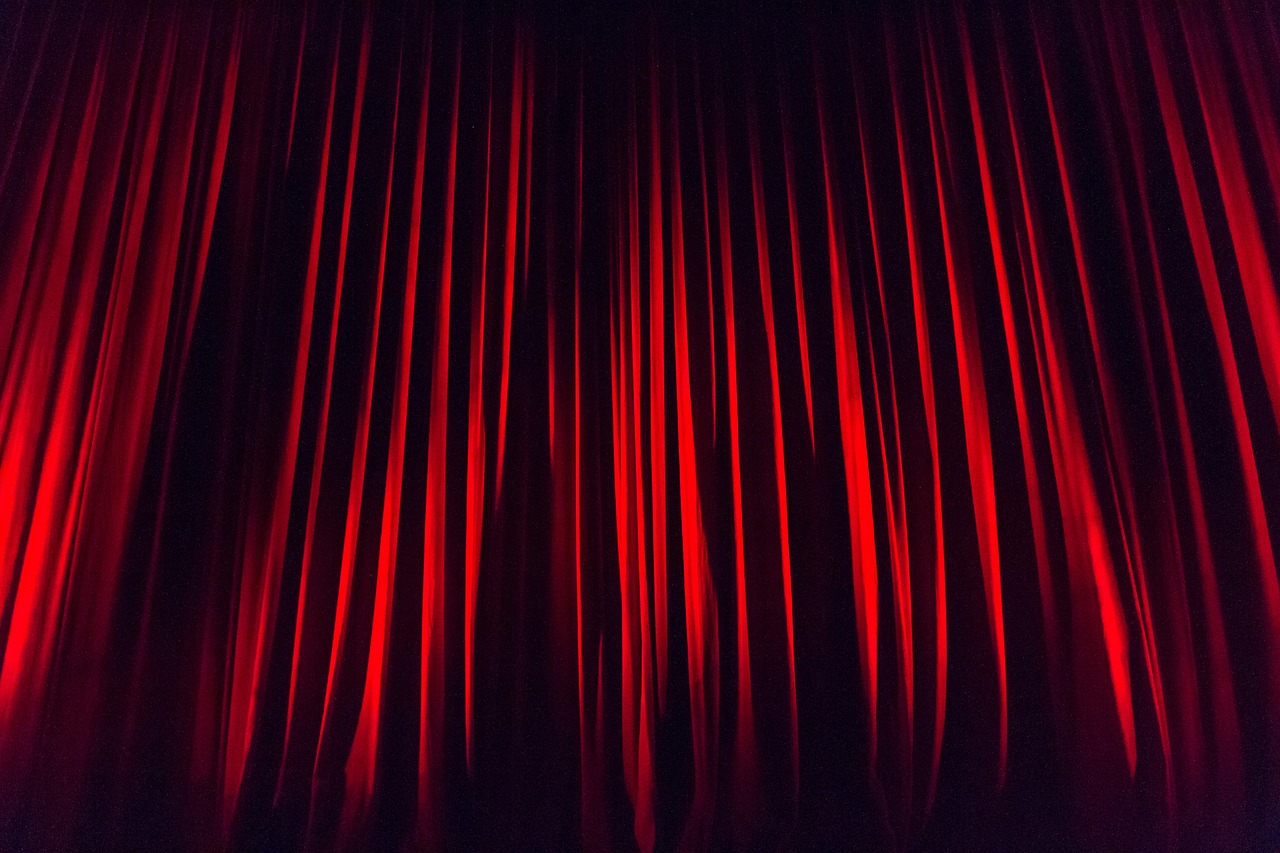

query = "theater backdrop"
[2, 0, 1280, 849]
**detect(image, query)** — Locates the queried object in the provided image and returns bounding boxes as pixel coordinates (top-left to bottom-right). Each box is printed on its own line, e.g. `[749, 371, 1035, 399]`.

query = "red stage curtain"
[2, 1, 1279, 848]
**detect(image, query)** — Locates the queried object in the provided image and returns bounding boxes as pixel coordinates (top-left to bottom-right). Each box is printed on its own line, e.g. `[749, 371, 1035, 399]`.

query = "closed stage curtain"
[2, 1, 1280, 848]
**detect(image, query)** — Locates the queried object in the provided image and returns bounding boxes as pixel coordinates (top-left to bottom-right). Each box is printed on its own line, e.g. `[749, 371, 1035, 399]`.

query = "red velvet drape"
[2, 1, 1279, 848]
